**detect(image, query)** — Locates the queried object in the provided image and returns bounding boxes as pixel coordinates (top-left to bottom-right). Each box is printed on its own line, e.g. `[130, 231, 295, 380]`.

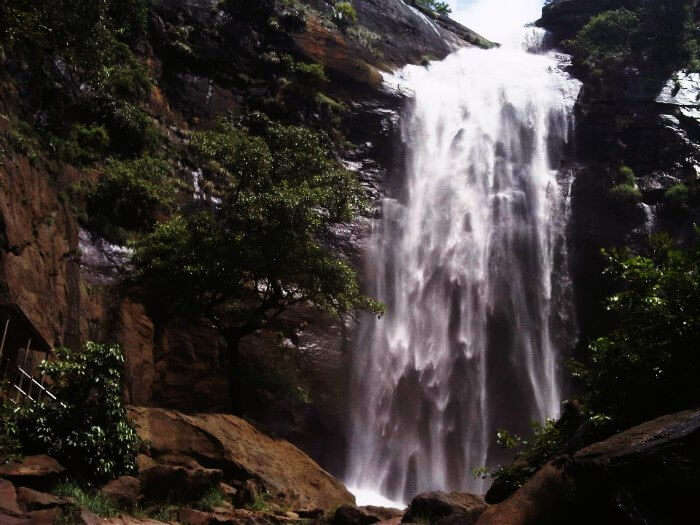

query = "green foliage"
[0, 399, 21, 462]
[0, 0, 154, 158]
[194, 487, 228, 511]
[415, 0, 452, 15]
[104, 103, 160, 157]
[487, 419, 564, 493]
[566, 1, 700, 76]
[567, 8, 640, 73]
[347, 25, 381, 56]
[333, 2, 358, 30]
[571, 235, 700, 427]
[54, 483, 120, 517]
[56, 125, 110, 165]
[664, 183, 690, 211]
[131, 115, 381, 334]
[16, 342, 139, 482]
[609, 165, 641, 203]
[87, 157, 175, 243]
[609, 183, 641, 203]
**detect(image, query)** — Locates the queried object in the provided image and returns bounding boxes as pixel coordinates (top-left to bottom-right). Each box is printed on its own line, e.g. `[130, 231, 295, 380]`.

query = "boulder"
[477, 408, 700, 525]
[0, 455, 64, 490]
[333, 504, 380, 525]
[362, 507, 403, 522]
[140, 463, 222, 501]
[0, 479, 22, 515]
[25, 507, 62, 525]
[403, 492, 487, 525]
[100, 476, 142, 509]
[16, 486, 65, 511]
[127, 406, 355, 510]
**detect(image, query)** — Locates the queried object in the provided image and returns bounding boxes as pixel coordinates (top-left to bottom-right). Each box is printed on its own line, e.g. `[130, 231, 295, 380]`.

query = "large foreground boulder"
[127, 406, 355, 511]
[403, 492, 487, 525]
[477, 408, 700, 525]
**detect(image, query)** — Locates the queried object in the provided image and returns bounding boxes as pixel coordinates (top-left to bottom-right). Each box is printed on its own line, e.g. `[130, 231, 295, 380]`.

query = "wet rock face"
[477, 409, 700, 525]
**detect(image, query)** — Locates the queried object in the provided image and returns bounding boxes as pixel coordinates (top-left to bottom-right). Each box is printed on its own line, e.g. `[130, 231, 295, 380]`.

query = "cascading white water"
[347, 0, 581, 506]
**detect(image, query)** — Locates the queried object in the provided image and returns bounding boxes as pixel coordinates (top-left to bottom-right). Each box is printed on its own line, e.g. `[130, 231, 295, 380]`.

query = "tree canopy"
[571, 235, 700, 428]
[130, 114, 381, 343]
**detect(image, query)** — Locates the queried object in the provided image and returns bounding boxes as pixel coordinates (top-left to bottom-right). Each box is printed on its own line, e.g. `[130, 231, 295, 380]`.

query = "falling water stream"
[346, 0, 581, 506]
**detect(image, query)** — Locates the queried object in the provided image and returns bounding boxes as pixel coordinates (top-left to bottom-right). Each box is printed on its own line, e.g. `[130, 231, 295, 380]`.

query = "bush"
[415, 0, 451, 15]
[665, 183, 689, 211]
[567, 9, 640, 72]
[609, 183, 641, 203]
[333, 2, 358, 30]
[571, 235, 700, 428]
[0, 399, 21, 462]
[16, 342, 139, 482]
[87, 157, 174, 242]
[57, 125, 110, 165]
[105, 103, 160, 156]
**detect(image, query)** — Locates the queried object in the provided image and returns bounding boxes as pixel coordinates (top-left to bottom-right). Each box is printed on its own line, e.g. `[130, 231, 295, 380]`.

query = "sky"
[445, 0, 545, 43]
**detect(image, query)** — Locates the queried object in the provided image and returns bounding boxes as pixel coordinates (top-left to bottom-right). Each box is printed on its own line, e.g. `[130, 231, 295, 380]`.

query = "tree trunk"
[224, 333, 243, 415]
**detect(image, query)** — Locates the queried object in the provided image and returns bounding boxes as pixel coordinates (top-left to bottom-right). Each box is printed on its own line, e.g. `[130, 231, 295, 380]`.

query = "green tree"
[415, 0, 452, 15]
[130, 115, 382, 411]
[571, 235, 700, 428]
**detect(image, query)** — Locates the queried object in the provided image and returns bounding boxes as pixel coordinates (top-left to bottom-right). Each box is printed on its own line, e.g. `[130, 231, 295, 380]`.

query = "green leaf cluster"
[333, 2, 358, 30]
[13, 342, 139, 482]
[415, 0, 452, 16]
[131, 115, 381, 336]
[572, 235, 700, 427]
[0, 0, 155, 160]
[567, 0, 700, 76]
[86, 157, 175, 243]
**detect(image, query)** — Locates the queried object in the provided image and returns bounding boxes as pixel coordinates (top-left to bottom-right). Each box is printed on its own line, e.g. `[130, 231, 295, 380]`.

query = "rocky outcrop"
[477, 408, 700, 525]
[0, 0, 487, 487]
[127, 406, 356, 511]
[0, 455, 65, 491]
[100, 476, 143, 510]
[333, 504, 402, 525]
[403, 492, 487, 525]
[537, 0, 637, 42]
[537, 0, 700, 345]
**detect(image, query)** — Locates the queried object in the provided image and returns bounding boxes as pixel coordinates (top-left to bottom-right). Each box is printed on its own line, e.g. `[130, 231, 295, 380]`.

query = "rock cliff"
[0, 0, 489, 478]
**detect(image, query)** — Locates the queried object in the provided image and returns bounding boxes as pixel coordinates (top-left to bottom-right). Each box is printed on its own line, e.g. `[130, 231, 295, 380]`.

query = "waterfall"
[347, 0, 581, 506]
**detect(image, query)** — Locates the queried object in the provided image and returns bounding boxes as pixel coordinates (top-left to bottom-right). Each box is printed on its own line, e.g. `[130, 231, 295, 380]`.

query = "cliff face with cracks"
[0, 0, 489, 477]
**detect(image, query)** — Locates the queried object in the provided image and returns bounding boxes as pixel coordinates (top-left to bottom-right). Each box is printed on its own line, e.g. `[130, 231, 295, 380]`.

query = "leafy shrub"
[347, 25, 381, 56]
[105, 103, 160, 157]
[571, 235, 700, 428]
[16, 342, 139, 482]
[57, 125, 110, 165]
[609, 183, 641, 203]
[54, 483, 120, 517]
[333, 2, 358, 30]
[0, 399, 21, 462]
[567, 9, 640, 72]
[664, 183, 690, 211]
[415, 0, 452, 15]
[87, 157, 174, 243]
[609, 165, 641, 203]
